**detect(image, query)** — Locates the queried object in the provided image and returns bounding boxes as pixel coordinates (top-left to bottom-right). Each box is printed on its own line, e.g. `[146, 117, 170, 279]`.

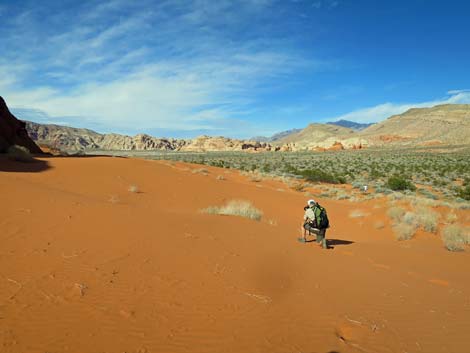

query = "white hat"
[307, 199, 316, 206]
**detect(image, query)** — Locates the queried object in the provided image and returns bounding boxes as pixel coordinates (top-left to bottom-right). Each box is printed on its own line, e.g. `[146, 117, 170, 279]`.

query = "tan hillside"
[26, 121, 186, 151]
[276, 123, 356, 150]
[357, 104, 470, 146]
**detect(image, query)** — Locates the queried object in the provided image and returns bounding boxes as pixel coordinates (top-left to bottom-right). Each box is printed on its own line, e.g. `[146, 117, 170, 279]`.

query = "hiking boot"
[321, 238, 328, 249]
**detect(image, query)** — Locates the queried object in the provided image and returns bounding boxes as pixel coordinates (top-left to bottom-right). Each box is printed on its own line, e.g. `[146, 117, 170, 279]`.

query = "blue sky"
[1, 0, 469, 138]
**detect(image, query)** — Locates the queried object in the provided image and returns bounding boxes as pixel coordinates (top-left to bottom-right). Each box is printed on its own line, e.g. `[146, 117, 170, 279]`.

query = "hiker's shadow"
[328, 239, 354, 246]
[301, 238, 354, 249]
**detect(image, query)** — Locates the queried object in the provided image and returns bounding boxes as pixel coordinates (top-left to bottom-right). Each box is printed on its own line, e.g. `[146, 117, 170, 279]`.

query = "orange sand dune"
[1, 156, 470, 353]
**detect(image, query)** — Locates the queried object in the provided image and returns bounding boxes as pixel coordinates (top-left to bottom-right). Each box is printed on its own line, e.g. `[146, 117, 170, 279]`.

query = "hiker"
[301, 199, 329, 248]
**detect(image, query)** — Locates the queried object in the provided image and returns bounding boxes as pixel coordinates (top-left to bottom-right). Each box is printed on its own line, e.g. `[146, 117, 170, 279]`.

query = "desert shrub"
[441, 224, 468, 251]
[291, 183, 306, 192]
[387, 192, 404, 201]
[202, 200, 263, 221]
[386, 176, 416, 191]
[7, 145, 34, 162]
[393, 223, 417, 241]
[335, 192, 350, 200]
[417, 188, 439, 200]
[299, 169, 346, 184]
[387, 206, 406, 221]
[403, 211, 417, 225]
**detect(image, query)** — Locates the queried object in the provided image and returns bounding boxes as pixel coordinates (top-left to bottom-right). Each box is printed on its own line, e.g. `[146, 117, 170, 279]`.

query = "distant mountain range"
[326, 119, 374, 131]
[3, 96, 469, 153]
[251, 128, 302, 142]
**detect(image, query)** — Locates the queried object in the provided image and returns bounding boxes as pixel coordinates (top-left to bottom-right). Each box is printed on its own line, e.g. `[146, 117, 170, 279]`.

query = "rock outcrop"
[25, 122, 275, 152]
[0, 97, 43, 154]
[181, 136, 273, 152]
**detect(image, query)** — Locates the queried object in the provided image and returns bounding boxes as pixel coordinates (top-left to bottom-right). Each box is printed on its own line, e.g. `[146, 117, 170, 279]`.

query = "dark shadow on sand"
[0, 153, 129, 173]
[327, 239, 354, 246]
[0, 156, 51, 173]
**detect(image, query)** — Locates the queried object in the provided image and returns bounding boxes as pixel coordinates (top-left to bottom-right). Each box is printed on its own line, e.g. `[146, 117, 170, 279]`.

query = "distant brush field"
[89, 146, 470, 202]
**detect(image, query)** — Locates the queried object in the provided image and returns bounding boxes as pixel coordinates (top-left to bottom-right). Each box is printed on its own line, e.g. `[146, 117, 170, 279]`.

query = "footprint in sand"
[335, 318, 371, 351]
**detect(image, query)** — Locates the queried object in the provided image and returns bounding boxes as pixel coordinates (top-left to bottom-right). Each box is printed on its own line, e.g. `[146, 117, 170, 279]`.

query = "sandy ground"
[1, 155, 470, 353]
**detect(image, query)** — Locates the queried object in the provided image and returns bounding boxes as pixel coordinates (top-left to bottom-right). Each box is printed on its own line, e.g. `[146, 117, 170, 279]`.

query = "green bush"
[386, 176, 416, 191]
[456, 185, 470, 201]
[300, 169, 346, 184]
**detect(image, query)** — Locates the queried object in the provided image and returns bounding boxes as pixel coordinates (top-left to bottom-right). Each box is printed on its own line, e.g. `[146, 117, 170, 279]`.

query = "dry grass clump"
[349, 209, 368, 218]
[128, 184, 139, 193]
[249, 175, 263, 182]
[192, 168, 209, 175]
[291, 183, 307, 192]
[393, 223, 418, 241]
[216, 175, 225, 181]
[441, 224, 468, 251]
[416, 207, 440, 233]
[202, 200, 263, 221]
[7, 145, 34, 162]
[387, 206, 406, 221]
[446, 212, 458, 224]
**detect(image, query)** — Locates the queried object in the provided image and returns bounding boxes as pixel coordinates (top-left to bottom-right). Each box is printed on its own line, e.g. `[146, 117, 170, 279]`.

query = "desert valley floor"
[1, 156, 470, 353]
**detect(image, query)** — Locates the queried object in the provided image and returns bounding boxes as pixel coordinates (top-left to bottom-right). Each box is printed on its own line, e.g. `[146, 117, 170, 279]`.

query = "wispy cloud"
[1, 0, 321, 137]
[326, 91, 470, 123]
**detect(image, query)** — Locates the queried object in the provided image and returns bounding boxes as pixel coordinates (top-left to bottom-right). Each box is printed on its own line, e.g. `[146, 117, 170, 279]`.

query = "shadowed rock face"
[0, 97, 43, 154]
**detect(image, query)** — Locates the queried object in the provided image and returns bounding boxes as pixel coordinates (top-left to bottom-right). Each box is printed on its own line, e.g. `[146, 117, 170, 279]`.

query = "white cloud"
[327, 91, 470, 123]
[0, 0, 318, 137]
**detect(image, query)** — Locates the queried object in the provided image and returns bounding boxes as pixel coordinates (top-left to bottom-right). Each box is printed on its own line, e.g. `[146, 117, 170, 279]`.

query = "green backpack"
[314, 204, 330, 229]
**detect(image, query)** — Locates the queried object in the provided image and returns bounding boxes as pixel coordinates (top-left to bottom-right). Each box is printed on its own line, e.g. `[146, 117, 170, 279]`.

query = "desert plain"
[1, 155, 470, 353]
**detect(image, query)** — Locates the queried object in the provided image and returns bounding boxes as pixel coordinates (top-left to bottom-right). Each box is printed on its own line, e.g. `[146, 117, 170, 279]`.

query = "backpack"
[314, 204, 330, 229]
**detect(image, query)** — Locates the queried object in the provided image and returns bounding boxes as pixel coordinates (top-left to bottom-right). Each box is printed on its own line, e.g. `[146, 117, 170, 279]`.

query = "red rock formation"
[0, 97, 43, 153]
[328, 141, 345, 151]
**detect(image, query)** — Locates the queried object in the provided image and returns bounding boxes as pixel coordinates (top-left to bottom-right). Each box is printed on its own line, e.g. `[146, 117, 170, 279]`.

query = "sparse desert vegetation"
[202, 200, 263, 221]
[96, 146, 470, 204]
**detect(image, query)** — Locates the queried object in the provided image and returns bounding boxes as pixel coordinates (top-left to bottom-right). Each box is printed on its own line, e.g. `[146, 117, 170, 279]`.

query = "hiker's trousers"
[303, 223, 326, 243]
